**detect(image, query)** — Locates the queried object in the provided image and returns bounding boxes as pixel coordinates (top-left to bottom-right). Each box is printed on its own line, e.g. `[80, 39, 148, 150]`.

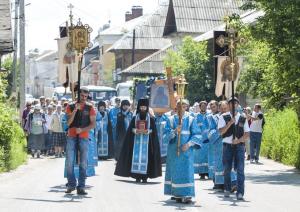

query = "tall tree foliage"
[240, 0, 300, 112]
[164, 36, 213, 103]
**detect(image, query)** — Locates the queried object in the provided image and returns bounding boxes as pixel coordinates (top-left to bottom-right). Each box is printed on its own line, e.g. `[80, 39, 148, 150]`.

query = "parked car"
[52, 86, 72, 101]
[85, 85, 117, 102]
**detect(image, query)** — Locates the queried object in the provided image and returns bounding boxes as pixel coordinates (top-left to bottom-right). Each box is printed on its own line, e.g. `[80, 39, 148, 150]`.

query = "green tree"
[0, 56, 14, 99]
[164, 36, 213, 103]
[240, 0, 300, 112]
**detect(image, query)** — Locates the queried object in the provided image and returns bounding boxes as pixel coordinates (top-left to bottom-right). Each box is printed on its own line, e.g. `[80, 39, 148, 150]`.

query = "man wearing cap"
[114, 98, 161, 183]
[96, 100, 113, 159]
[109, 98, 121, 151]
[164, 99, 202, 204]
[218, 97, 250, 200]
[65, 87, 96, 195]
[115, 99, 133, 160]
[194, 101, 210, 179]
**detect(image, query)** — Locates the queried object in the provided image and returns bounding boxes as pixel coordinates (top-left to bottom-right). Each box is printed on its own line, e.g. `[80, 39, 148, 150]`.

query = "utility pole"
[131, 29, 136, 65]
[19, 0, 25, 114]
[12, 0, 19, 93]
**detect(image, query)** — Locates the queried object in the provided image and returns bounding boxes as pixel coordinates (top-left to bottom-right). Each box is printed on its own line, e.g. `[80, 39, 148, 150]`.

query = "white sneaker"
[237, 193, 244, 200]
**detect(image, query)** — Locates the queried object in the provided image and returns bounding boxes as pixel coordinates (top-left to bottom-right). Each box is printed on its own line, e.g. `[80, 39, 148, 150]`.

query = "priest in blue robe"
[96, 101, 113, 159]
[115, 100, 133, 160]
[164, 100, 203, 204]
[194, 101, 209, 179]
[155, 113, 170, 162]
[114, 98, 162, 183]
[109, 98, 121, 150]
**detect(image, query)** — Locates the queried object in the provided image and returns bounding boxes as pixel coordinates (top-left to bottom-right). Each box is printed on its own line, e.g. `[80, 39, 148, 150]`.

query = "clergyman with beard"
[114, 98, 162, 183]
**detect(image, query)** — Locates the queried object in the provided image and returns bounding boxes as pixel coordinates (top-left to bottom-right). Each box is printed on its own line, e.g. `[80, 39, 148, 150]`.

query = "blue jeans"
[223, 143, 245, 196]
[66, 137, 89, 189]
[250, 132, 262, 161]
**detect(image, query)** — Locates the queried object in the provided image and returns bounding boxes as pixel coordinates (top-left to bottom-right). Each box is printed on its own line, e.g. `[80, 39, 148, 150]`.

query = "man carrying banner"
[65, 87, 96, 195]
[218, 97, 250, 200]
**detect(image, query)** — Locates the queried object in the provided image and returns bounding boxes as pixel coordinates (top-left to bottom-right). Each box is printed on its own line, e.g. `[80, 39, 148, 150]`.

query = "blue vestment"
[96, 111, 113, 159]
[109, 106, 121, 146]
[164, 113, 202, 197]
[194, 113, 209, 174]
[155, 114, 169, 158]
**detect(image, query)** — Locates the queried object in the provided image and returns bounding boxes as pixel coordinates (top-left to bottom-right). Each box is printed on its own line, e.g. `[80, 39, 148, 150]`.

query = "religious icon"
[220, 57, 240, 82]
[137, 120, 147, 131]
[150, 82, 171, 113]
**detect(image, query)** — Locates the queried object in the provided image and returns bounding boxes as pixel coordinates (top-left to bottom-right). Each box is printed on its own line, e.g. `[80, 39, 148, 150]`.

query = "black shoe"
[142, 178, 147, 183]
[182, 197, 193, 204]
[136, 178, 141, 183]
[77, 188, 88, 195]
[176, 198, 182, 203]
[65, 187, 75, 194]
[200, 174, 206, 180]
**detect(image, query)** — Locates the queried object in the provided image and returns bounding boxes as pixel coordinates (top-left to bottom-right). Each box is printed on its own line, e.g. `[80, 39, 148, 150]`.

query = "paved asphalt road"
[0, 156, 299, 212]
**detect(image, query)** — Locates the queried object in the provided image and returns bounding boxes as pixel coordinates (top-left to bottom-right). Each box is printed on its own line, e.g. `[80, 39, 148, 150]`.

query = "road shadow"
[14, 195, 91, 203]
[215, 194, 251, 207]
[159, 199, 201, 211]
[246, 169, 300, 186]
[115, 179, 161, 185]
[49, 184, 93, 193]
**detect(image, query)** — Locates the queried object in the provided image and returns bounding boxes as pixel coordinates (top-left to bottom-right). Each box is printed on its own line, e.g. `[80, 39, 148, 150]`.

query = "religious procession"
[1, 0, 299, 212]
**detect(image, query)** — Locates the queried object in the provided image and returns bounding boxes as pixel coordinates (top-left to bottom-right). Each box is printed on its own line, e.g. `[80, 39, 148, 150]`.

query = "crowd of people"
[21, 87, 265, 202]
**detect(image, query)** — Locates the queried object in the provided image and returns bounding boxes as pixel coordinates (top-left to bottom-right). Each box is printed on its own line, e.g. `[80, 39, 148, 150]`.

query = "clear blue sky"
[25, 0, 166, 52]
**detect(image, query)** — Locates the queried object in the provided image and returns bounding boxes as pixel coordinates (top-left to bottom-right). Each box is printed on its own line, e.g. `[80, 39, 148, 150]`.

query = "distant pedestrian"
[249, 104, 264, 164]
[244, 107, 252, 160]
[45, 105, 54, 155]
[22, 102, 32, 152]
[51, 105, 66, 158]
[25, 105, 47, 158]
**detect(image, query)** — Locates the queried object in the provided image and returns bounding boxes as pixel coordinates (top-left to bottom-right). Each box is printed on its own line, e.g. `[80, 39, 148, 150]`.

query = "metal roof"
[107, 4, 171, 51]
[120, 44, 174, 75]
[170, 0, 246, 33]
[194, 10, 264, 42]
[122, 9, 263, 76]
[0, 0, 13, 54]
[100, 15, 151, 36]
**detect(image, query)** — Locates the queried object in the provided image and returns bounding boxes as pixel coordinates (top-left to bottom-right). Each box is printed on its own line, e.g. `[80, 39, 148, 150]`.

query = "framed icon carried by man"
[150, 79, 175, 113]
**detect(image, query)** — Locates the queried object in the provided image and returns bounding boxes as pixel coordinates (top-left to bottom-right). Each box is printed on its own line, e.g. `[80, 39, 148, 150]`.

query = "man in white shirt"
[249, 104, 264, 163]
[218, 97, 250, 200]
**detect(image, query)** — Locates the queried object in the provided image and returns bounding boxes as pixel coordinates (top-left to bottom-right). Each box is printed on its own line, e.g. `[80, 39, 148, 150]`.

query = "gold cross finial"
[68, 3, 74, 26]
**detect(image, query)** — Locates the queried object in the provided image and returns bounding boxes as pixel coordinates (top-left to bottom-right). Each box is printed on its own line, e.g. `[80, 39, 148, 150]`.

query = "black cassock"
[114, 115, 162, 180]
[115, 112, 130, 160]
